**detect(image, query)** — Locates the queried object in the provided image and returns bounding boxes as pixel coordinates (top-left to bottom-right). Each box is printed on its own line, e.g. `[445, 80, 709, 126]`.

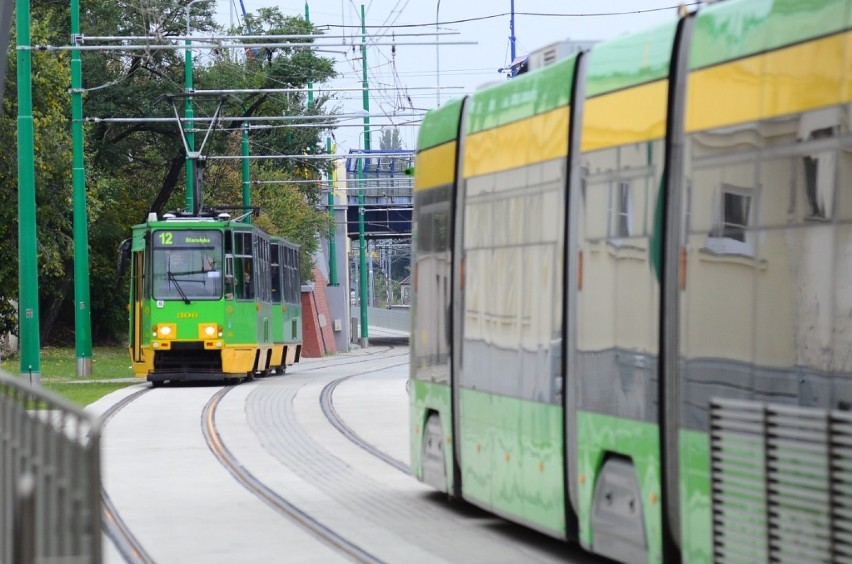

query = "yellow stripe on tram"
[415, 141, 456, 192]
[581, 79, 669, 153]
[687, 32, 851, 133]
[463, 106, 569, 179]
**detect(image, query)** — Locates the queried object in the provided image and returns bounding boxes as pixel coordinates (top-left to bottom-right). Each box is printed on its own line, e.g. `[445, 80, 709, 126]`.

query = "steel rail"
[202, 387, 383, 564]
[319, 371, 410, 474]
[98, 387, 157, 564]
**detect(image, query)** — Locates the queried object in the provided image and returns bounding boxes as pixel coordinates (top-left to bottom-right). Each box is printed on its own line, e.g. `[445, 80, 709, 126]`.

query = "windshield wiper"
[167, 270, 191, 304]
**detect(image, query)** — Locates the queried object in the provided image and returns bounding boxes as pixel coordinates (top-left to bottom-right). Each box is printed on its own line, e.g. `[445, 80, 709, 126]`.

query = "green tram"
[410, 0, 852, 561]
[127, 211, 302, 385]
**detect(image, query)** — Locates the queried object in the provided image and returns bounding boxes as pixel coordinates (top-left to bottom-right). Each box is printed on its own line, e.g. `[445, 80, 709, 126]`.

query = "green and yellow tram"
[127, 211, 302, 385]
[411, 0, 852, 561]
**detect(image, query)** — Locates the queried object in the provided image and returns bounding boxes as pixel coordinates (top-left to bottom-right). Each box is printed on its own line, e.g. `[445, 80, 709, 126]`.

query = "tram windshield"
[151, 229, 223, 301]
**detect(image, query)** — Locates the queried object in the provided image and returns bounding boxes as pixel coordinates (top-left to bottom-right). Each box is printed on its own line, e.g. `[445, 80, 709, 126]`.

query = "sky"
[216, 1, 692, 156]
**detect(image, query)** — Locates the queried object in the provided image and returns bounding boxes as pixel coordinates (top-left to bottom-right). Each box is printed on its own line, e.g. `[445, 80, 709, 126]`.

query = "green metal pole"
[71, 0, 92, 377]
[305, 2, 313, 109]
[326, 137, 337, 285]
[359, 4, 370, 347]
[184, 5, 196, 213]
[242, 122, 250, 223]
[16, 0, 40, 383]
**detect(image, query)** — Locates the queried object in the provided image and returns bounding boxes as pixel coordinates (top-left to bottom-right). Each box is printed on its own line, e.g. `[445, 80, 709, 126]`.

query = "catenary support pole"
[435, 0, 441, 106]
[16, 0, 40, 383]
[359, 4, 370, 347]
[184, 1, 200, 213]
[510, 0, 516, 63]
[305, 2, 313, 109]
[71, 0, 93, 377]
[327, 137, 338, 285]
[242, 122, 250, 222]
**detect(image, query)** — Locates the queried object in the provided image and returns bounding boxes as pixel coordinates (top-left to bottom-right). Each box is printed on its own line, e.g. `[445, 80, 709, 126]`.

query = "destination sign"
[153, 230, 221, 247]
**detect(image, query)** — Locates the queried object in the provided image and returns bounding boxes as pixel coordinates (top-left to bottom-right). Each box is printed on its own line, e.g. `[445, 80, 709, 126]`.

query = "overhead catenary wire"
[206, 152, 414, 160]
[80, 31, 460, 42]
[320, 4, 702, 29]
[22, 40, 474, 52]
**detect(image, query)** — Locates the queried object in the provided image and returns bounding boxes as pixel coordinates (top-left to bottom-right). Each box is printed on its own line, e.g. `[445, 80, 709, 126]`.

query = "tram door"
[131, 250, 145, 362]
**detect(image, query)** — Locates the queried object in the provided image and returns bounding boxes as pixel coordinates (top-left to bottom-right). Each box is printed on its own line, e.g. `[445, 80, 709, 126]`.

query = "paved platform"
[87, 342, 585, 563]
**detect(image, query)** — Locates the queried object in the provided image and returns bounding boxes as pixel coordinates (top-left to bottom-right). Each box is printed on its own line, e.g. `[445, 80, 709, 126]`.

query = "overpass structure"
[343, 149, 413, 238]
[320, 149, 413, 353]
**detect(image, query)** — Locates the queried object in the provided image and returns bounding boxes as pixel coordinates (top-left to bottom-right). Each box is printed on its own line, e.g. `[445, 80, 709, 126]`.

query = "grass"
[4, 346, 143, 407]
[41, 382, 139, 406]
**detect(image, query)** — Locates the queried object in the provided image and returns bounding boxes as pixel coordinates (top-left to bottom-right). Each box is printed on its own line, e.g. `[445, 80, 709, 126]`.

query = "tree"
[0, 0, 340, 344]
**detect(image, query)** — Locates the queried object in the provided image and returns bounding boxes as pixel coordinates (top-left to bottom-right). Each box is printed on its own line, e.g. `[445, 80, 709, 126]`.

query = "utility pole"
[435, 0, 441, 107]
[241, 122, 250, 221]
[71, 0, 92, 377]
[368, 240, 374, 307]
[510, 0, 517, 63]
[305, 2, 313, 109]
[327, 137, 338, 285]
[16, 0, 40, 383]
[358, 3, 370, 347]
[184, 1, 199, 213]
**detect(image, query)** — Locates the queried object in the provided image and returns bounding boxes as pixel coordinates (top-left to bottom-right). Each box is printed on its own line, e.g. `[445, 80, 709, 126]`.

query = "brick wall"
[300, 266, 337, 358]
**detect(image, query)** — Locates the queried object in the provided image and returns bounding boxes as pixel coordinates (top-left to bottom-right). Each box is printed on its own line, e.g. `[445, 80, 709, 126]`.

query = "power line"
[320, 4, 701, 29]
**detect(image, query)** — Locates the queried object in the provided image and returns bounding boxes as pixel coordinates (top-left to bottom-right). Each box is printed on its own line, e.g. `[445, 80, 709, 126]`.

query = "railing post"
[13, 473, 35, 564]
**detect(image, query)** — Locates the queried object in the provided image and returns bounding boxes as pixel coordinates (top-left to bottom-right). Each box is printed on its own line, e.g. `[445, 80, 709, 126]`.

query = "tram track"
[318, 337, 410, 473]
[98, 387, 157, 564]
[99, 342, 408, 563]
[202, 385, 383, 564]
[319, 370, 410, 474]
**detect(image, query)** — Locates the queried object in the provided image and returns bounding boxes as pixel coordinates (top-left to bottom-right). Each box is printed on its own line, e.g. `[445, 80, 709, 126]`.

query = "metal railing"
[0, 369, 102, 564]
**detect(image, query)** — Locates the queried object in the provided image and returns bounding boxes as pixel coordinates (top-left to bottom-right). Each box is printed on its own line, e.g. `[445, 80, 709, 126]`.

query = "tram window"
[234, 231, 254, 300]
[261, 238, 271, 302]
[151, 230, 223, 300]
[285, 248, 292, 303]
[224, 255, 234, 299]
[271, 244, 282, 303]
[288, 248, 299, 303]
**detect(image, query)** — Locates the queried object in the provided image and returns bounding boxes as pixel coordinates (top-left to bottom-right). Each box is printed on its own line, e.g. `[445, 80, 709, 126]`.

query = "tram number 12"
[159, 232, 173, 245]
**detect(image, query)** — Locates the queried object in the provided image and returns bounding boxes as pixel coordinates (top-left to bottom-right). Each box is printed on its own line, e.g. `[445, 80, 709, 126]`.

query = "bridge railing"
[0, 369, 102, 564]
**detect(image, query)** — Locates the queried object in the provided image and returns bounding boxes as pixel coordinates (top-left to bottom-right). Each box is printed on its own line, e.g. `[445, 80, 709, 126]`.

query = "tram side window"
[271, 244, 282, 304]
[285, 248, 294, 304]
[283, 247, 300, 304]
[293, 249, 301, 302]
[256, 237, 269, 302]
[234, 231, 255, 300]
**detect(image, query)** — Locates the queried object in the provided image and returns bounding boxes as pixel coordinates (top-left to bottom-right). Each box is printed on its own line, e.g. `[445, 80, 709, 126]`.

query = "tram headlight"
[198, 323, 220, 340]
[153, 323, 177, 340]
